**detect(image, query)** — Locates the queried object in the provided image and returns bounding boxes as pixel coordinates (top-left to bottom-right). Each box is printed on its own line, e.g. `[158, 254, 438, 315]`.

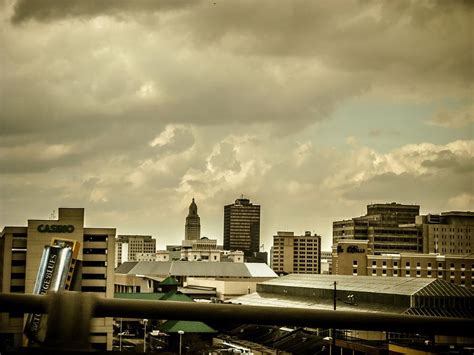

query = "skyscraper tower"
[224, 197, 261, 256]
[185, 198, 201, 240]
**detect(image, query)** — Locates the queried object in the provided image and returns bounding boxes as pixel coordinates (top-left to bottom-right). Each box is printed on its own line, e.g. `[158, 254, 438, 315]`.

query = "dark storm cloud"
[1, 0, 473, 247]
[421, 151, 474, 174]
[11, 0, 199, 23]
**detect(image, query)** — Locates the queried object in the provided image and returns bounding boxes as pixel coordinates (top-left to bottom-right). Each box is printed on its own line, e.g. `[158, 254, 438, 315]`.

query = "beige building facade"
[416, 212, 473, 255]
[334, 240, 473, 288]
[0, 208, 115, 350]
[115, 235, 156, 266]
[272, 231, 321, 274]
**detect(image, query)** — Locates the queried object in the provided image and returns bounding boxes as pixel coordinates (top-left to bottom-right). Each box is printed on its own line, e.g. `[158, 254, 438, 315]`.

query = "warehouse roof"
[116, 261, 277, 278]
[259, 274, 474, 297]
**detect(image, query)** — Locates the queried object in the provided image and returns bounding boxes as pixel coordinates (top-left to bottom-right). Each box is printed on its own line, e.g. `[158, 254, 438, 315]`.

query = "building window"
[382, 269, 387, 275]
[372, 269, 377, 275]
[428, 263, 431, 268]
[353, 269, 357, 275]
[406, 262, 410, 268]
[372, 261, 376, 266]
[394, 261, 398, 267]
[383, 261, 387, 266]
[394, 270, 398, 276]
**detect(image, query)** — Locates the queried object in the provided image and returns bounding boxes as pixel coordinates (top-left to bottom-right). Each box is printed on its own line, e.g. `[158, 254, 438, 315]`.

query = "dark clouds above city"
[1, 0, 473, 250]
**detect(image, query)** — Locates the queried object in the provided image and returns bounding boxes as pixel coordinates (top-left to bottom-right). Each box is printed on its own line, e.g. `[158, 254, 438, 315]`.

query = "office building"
[271, 231, 321, 275]
[185, 198, 201, 241]
[333, 239, 473, 288]
[0, 208, 115, 350]
[333, 202, 422, 255]
[416, 211, 473, 254]
[115, 235, 156, 266]
[224, 197, 261, 257]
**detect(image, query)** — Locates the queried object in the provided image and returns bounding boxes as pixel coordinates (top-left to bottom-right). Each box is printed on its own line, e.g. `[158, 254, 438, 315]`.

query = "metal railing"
[1, 292, 473, 351]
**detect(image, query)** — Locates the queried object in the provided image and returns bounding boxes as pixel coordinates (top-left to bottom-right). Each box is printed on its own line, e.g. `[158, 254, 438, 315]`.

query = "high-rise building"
[185, 198, 201, 241]
[115, 235, 156, 266]
[272, 231, 321, 275]
[0, 208, 115, 350]
[333, 202, 421, 255]
[224, 197, 261, 257]
[416, 211, 473, 255]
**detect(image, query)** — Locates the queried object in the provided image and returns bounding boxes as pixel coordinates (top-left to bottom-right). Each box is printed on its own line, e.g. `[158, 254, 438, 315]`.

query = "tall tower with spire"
[185, 198, 201, 240]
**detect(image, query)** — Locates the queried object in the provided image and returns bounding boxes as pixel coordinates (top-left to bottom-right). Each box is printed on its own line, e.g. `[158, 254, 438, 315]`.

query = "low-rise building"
[271, 231, 321, 275]
[115, 235, 156, 266]
[333, 239, 473, 288]
[114, 261, 277, 299]
[230, 274, 474, 352]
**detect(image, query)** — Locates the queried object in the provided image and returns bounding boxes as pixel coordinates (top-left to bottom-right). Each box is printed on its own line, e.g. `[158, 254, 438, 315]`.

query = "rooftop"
[259, 274, 473, 297]
[116, 261, 277, 278]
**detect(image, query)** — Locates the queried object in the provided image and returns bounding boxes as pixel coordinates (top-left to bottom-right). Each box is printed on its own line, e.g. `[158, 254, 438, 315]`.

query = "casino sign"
[37, 224, 75, 233]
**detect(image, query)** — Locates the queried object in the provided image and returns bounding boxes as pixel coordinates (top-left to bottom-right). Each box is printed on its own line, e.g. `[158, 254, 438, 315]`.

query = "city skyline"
[1, 1, 473, 252]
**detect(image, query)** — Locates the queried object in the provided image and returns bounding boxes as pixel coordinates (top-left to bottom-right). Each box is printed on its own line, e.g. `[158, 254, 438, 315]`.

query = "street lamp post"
[178, 330, 184, 355]
[143, 319, 148, 353]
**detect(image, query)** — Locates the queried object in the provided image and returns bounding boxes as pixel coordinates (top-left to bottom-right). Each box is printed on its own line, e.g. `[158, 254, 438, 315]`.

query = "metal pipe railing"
[1, 292, 472, 337]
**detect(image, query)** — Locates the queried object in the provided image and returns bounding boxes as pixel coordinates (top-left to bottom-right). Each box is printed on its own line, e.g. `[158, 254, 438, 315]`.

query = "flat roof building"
[333, 239, 474, 288]
[416, 211, 473, 255]
[115, 235, 156, 266]
[230, 274, 474, 351]
[333, 202, 422, 256]
[272, 231, 321, 275]
[224, 197, 261, 258]
[0, 208, 115, 350]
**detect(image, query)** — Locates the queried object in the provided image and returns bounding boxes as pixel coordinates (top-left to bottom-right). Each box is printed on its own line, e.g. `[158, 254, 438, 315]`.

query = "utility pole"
[332, 281, 337, 354]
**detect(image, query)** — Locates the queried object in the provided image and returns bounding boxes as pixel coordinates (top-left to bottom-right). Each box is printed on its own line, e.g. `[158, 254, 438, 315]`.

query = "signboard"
[37, 224, 75, 233]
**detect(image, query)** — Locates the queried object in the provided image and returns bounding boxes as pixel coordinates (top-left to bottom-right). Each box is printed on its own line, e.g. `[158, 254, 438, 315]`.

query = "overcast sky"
[1, 0, 473, 251]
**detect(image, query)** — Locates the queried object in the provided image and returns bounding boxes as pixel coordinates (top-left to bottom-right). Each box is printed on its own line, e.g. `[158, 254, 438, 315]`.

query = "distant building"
[115, 235, 156, 266]
[135, 252, 158, 262]
[320, 251, 332, 274]
[114, 261, 277, 299]
[271, 231, 321, 275]
[416, 211, 473, 255]
[0, 208, 115, 350]
[181, 237, 221, 262]
[224, 197, 261, 258]
[185, 198, 201, 241]
[333, 239, 473, 288]
[333, 202, 422, 258]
